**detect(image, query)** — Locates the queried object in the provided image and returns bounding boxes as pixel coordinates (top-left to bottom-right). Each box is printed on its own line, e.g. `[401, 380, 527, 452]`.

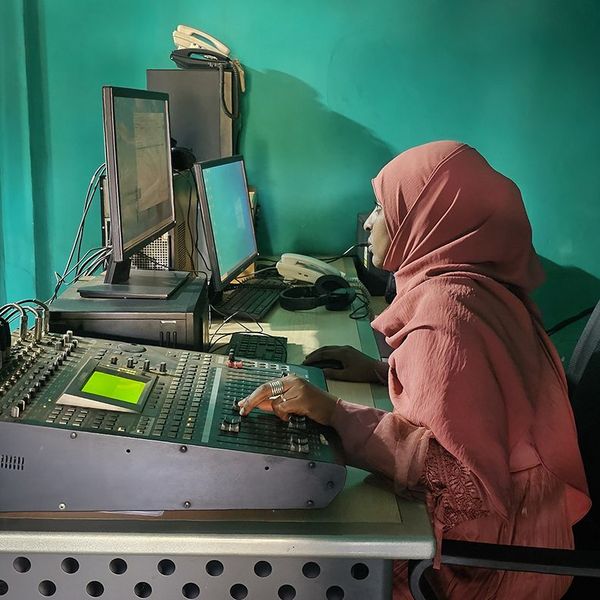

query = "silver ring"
[268, 379, 284, 399]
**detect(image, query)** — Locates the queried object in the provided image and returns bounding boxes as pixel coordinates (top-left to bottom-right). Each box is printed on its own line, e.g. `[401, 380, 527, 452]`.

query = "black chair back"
[567, 300, 600, 546]
[564, 300, 600, 597]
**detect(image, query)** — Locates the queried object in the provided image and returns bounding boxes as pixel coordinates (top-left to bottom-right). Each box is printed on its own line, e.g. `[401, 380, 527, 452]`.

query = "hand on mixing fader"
[237, 375, 339, 426]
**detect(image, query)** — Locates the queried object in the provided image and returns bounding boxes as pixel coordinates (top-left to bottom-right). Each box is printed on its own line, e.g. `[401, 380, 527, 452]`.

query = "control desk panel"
[0, 331, 346, 512]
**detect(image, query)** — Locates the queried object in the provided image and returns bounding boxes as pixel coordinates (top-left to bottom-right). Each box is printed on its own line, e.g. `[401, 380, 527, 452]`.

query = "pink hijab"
[371, 141, 590, 522]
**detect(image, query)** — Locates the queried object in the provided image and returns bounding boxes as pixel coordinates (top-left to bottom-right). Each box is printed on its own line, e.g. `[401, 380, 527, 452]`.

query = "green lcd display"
[81, 371, 146, 405]
[59, 359, 156, 413]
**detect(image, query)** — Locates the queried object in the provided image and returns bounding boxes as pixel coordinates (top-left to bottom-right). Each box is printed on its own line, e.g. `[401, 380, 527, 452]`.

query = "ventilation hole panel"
[206, 560, 224, 576]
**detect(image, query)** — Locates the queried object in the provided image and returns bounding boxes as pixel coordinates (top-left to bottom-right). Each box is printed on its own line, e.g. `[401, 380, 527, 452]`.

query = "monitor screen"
[195, 156, 258, 291]
[77, 87, 188, 299]
[103, 86, 175, 261]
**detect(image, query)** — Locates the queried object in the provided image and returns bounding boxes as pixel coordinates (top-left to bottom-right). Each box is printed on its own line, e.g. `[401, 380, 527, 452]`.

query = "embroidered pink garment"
[330, 141, 590, 599]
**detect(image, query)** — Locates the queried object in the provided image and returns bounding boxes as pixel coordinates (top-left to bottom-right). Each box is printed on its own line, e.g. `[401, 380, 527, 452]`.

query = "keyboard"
[214, 285, 282, 321]
[227, 332, 288, 362]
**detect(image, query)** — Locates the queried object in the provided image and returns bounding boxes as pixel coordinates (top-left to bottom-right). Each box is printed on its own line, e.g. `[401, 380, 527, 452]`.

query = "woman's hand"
[302, 345, 389, 383]
[238, 375, 339, 426]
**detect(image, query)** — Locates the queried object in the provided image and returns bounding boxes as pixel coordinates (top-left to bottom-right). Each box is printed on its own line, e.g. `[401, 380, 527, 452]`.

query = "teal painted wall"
[0, 0, 38, 302]
[1, 0, 599, 354]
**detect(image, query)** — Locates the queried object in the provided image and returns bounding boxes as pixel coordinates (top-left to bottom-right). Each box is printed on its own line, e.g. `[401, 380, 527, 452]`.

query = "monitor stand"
[77, 259, 190, 300]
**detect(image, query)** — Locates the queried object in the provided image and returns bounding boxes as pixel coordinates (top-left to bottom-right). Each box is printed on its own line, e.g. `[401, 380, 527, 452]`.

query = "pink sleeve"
[330, 399, 433, 494]
[422, 439, 489, 533]
[421, 439, 490, 569]
[330, 400, 489, 530]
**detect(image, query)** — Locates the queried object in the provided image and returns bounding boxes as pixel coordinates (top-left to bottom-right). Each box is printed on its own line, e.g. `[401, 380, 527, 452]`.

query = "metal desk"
[0, 272, 434, 599]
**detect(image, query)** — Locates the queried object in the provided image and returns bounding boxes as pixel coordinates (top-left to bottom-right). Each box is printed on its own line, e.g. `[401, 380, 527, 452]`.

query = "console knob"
[66, 330, 73, 341]
[159, 361, 167, 373]
[143, 359, 150, 372]
[10, 405, 20, 418]
[126, 357, 134, 368]
[110, 356, 118, 365]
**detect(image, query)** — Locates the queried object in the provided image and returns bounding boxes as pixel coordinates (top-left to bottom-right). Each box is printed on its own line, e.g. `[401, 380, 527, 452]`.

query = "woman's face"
[364, 201, 391, 270]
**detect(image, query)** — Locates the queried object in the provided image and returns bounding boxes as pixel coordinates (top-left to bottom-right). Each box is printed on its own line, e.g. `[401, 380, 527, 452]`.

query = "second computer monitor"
[195, 156, 258, 292]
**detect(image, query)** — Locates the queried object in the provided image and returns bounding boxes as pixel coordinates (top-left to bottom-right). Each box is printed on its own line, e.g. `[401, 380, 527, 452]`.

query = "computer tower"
[49, 274, 209, 350]
[147, 68, 236, 162]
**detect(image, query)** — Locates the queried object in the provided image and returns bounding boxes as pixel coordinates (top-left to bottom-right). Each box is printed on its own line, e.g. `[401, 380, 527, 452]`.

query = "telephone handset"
[276, 253, 346, 284]
[172, 25, 231, 56]
[171, 46, 230, 67]
[170, 24, 246, 95]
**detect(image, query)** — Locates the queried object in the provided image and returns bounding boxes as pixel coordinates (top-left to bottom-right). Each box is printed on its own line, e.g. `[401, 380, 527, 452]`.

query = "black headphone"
[279, 275, 356, 312]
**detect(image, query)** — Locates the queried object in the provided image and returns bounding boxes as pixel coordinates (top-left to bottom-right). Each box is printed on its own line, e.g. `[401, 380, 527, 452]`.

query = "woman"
[239, 141, 590, 599]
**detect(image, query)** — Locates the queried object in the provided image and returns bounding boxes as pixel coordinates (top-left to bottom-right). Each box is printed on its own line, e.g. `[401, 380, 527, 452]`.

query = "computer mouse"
[305, 358, 344, 370]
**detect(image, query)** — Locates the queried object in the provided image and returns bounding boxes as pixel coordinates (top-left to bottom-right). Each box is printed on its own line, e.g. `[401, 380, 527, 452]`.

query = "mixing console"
[0, 329, 346, 512]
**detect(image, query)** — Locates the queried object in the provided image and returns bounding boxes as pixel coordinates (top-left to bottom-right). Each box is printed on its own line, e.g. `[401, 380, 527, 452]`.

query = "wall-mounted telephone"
[276, 253, 346, 284]
[172, 25, 231, 57]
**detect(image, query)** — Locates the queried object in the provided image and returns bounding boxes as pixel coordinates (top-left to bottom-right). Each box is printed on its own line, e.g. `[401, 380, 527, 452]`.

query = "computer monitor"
[79, 86, 189, 299]
[194, 156, 258, 295]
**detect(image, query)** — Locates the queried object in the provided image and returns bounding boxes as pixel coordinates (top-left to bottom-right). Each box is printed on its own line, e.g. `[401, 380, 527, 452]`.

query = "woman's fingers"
[239, 376, 301, 416]
[271, 396, 299, 421]
[238, 382, 276, 416]
[238, 376, 336, 426]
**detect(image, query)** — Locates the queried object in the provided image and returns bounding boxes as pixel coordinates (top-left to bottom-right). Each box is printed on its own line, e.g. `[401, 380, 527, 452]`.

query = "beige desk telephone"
[276, 253, 346, 284]
[172, 25, 231, 56]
